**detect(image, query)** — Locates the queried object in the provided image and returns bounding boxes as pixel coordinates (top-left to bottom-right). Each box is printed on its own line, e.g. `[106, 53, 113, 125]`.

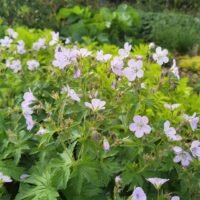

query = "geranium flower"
[115, 176, 122, 185]
[173, 146, 192, 167]
[49, 32, 59, 46]
[190, 140, 200, 159]
[103, 137, 110, 152]
[146, 177, 169, 190]
[164, 103, 180, 111]
[52, 46, 71, 69]
[0, 36, 13, 48]
[36, 128, 48, 136]
[20, 174, 30, 180]
[164, 121, 182, 141]
[184, 113, 199, 131]
[23, 91, 36, 104]
[21, 91, 36, 131]
[111, 56, 124, 76]
[123, 59, 144, 81]
[129, 116, 151, 138]
[74, 68, 81, 78]
[6, 59, 22, 73]
[78, 48, 92, 57]
[27, 60, 40, 71]
[61, 85, 80, 102]
[65, 37, 71, 44]
[153, 47, 169, 65]
[170, 59, 180, 79]
[96, 50, 112, 62]
[85, 98, 106, 112]
[17, 40, 26, 54]
[32, 38, 46, 51]
[25, 115, 35, 131]
[132, 187, 146, 200]
[0, 172, 12, 183]
[118, 42, 132, 59]
[149, 42, 155, 49]
[171, 196, 180, 200]
[7, 28, 18, 39]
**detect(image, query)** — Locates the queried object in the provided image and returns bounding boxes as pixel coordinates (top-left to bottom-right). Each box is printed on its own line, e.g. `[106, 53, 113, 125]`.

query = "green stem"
[157, 189, 160, 200]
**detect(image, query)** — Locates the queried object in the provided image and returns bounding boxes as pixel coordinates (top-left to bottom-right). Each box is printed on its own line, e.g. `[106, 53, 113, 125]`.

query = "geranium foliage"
[0, 27, 200, 200]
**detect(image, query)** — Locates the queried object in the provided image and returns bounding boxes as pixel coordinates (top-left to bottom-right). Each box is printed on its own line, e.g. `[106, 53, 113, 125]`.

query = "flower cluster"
[0, 28, 199, 199]
[6, 59, 22, 73]
[21, 91, 36, 130]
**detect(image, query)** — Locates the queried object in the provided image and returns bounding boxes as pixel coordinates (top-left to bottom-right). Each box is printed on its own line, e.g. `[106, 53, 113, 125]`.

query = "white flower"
[190, 140, 200, 159]
[118, 42, 131, 59]
[103, 137, 110, 152]
[6, 59, 22, 73]
[36, 128, 48, 136]
[164, 103, 180, 111]
[7, 28, 18, 39]
[65, 37, 71, 44]
[78, 48, 92, 57]
[0, 172, 12, 183]
[123, 59, 144, 81]
[171, 196, 180, 200]
[74, 68, 81, 78]
[132, 187, 146, 200]
[61, 85, 80, 102]
[153, 47, 169, 65]
[0, 36, 13, 48]
[21, 91, 36, 131]
[184, 113, 199, 131]
[146, 177, 169, 190]
[32, 38, 46, 51]
[49, 32, 59, 46]
[27, 60, 40, 71]
[17, 40, 26, 54]
[164, 121, 182, 141]
[96, 50, 112, 62]
[170, 59, 180, 79]
[52, 46, 71, 69]
[23, 91, 36, 103]
[115, 176, 122, 185]
[20, 174, 30, 180]
[111, 56, 124, 76]
[129, 116, 151, 138]
[85, 98, 106, 112]
[173, 146, 192, 167]
[141, 83, 145, 88]
[149, 42, 155, 49]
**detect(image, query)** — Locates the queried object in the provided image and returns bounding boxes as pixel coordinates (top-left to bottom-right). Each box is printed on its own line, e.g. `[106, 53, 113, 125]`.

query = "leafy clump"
[0, 27, 200, 200]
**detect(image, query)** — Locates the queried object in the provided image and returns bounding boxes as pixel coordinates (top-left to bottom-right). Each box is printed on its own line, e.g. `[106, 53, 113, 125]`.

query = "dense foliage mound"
[0, 28, 200, 200]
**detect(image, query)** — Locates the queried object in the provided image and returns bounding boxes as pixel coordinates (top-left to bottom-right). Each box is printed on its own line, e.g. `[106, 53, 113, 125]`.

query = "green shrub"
[0, 27, 200, 199]
[139, 11, 200, 54]
[57, 4, 141, 45]
[178, 56, 200, 92]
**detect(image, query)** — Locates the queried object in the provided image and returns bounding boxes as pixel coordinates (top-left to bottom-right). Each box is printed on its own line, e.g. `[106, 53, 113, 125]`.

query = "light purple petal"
[133, 116, 142, 123]
[135, 130, 144, 138]
[143, 125, 151, 134]
[129, 123, 137, 132]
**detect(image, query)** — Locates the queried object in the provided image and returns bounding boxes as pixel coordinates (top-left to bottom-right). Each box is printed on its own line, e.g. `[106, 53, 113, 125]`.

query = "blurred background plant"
[0, 0, 199, 88]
